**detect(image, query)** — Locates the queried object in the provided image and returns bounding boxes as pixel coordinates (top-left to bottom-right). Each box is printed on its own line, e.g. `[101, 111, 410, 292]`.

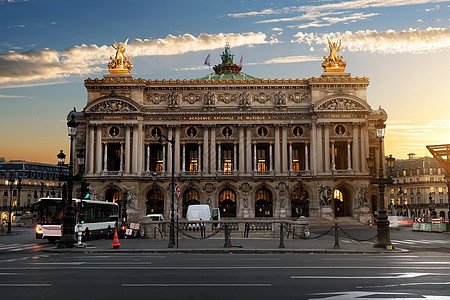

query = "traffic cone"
[111, 228, 121, 249]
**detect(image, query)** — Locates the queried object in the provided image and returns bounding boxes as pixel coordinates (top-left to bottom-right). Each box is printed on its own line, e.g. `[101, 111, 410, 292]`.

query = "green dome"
[197, 44, 258, 81]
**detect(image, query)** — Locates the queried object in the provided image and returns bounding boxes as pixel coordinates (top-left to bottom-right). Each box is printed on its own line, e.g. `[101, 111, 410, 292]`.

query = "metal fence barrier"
[140, 219, 377, 249]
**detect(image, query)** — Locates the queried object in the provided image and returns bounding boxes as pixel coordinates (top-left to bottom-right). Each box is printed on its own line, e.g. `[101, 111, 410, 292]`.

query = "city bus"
[35, 197, 118, 242]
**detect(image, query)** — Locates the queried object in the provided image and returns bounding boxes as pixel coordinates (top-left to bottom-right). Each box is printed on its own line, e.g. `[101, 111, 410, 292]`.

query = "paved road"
[1, 226, 450, 299]
[1, 251, 449, 299]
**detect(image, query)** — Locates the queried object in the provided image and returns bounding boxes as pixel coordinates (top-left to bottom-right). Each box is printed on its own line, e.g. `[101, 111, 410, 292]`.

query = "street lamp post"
[7, 178, 14, 234]
[367, 121, 395, 250]
[57, 114, 80, 249]
[428, 192, 435, 220]
[122, 190, 128, 228]
[158, 134, 175, 248]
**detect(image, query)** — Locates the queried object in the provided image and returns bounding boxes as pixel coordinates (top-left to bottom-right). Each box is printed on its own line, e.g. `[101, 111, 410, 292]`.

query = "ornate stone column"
[103, 142, 108, 172]
[145, 143, 150, 173]
[310, 119, 317, 176]
[289, 142, 293, 173]
[317, 123, 323, 173]
[217, 142, 222, 172]
[281, 125, 288, 174]
[352, 123, 360, 173]
[253, 142, 257, 173]
[198, 142, 202, 173]
[88, 125, 94, 175]
[361, 123, 368, 172]
[95, 125, 102, 174]
[324, 123, 330, 173]
[274, 125, 280, 174]
[182, 142, 186, 173]
[331, 141, 336, 171]
[120, 142, 124, 172]
[210, 127, 216, 174]
[174, 126, 181, 174]
[132, 125, 138, 174]
[203, 126, 209, 174]
[347, 140, 352, 170]
[167, 128, 173, 175]
[246, 127, 252, 174]
[233, 142, 237, 173]
[305, 142, 309, 172]
[269, 142, 273, 172]
[125, 125, 131, 174]
[238, 126, 245, 174]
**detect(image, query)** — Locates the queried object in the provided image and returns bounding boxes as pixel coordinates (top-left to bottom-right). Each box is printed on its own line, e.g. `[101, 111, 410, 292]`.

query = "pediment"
[87, 99, 138, 113]
[315, 96, 370, 112]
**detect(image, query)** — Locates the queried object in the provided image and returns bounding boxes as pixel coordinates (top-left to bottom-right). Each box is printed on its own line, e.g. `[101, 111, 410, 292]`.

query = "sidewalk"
[43, 232, 409, 254]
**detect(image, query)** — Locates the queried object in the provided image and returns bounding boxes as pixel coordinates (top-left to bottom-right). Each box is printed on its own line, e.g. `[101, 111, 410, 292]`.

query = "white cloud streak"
[228, 0, 449, 19]
[292, 27, 450, 54]
[245, 55, 322, 66]
[0, 32, 269, 85]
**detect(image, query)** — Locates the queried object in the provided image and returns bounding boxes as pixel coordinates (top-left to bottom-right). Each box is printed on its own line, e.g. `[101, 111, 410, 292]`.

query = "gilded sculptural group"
[108, 39, 133, 75]
[321, 38, 347, 73]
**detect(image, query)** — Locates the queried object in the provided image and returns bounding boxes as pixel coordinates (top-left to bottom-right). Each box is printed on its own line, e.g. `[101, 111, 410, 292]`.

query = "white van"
[186, 205, 220, 221]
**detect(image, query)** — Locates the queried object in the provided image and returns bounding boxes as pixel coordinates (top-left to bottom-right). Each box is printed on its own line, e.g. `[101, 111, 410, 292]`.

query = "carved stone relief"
[317, 98, 366, 111]
[89, 99, 137, 112]
[318, 184, 333, 206]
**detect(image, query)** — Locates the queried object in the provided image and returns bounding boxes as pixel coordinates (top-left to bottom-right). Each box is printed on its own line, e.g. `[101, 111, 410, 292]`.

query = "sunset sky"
[0, 0, 449, 164]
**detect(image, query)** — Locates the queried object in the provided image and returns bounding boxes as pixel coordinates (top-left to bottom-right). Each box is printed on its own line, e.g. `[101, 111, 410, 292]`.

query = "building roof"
[197, 44, 259, 81]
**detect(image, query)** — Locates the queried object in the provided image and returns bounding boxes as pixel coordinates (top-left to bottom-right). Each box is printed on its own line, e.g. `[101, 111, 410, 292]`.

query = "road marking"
[190, 258, 281, 261]
[0, 284, 52, 287]
[3, 266, 450, 271]
[122, 283, 271, 287]
[310, 291, 450, 300]
[0, 273, 22, 275]
[357, 281, 450, 289]
[291, 273, 438, 279]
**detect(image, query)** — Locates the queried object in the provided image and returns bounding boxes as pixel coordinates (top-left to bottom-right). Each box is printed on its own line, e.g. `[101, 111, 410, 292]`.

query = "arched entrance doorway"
[291, 188, 309, 217]
[105, 187, 122, 222]
[219, 188, 236, 217]
[255, 188, 272, 217]
[333, 188, 351, 217]
[146, 187, 164, 215]
[105, 188, 121, 203]
[182, 188, 200, 218]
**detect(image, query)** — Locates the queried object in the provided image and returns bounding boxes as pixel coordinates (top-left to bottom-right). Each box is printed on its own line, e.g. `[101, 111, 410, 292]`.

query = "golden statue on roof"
[322, 37, 346, 73]
[108, 38, 133, 75]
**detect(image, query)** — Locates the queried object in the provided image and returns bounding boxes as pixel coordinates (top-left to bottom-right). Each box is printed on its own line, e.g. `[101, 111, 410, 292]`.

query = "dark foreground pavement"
[42, 226, 409, 254]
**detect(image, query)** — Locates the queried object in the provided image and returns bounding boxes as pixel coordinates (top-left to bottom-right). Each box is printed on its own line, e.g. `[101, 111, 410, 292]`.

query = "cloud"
[0, 32, 269, 84]
[0, 94, 25, 98]
[247, 55, 322, 65]
[292, 27, 450, 54]
[228, 0, 449, 19]
[285, 12, 378, 29]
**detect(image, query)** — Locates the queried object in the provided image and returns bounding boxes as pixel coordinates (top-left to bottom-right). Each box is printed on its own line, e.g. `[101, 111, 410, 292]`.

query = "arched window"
[255, 188, 272, 217]
[219, 189, 236, 217]
[182, 188, 200, 217]
[146, 187, 164, 215]
[105, 188, 121, 203]
[291, 188, 309, 217]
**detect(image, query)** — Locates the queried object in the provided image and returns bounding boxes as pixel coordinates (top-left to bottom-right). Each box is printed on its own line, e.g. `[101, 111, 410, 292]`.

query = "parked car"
[144, 214, 164, 221]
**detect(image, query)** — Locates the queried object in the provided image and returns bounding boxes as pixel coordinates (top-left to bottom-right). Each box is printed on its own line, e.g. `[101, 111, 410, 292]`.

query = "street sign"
[175, 185, 182, 199]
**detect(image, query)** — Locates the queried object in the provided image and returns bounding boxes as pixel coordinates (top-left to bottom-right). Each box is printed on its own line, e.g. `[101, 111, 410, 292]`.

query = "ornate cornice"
[85, 76, 369, 87]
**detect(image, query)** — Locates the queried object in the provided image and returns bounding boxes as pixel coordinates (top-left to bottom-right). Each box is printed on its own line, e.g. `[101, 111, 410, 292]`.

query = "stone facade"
[71, 45, 388, 224]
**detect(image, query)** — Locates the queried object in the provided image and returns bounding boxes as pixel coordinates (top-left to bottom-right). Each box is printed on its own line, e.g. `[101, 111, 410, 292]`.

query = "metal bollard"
[224, 223, 231, 248]
[334, 223, 340, 249]
[279, 224, 285, 248]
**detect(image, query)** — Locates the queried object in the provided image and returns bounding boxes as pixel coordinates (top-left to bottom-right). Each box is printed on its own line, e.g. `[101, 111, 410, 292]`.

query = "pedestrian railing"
[139, 219, 378, 249]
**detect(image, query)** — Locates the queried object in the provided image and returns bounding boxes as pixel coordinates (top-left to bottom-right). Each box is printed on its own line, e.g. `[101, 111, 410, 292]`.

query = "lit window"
[257, 149, 267, 172]
[222, 149, 233, 173]
[189, 150, 198, 172]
